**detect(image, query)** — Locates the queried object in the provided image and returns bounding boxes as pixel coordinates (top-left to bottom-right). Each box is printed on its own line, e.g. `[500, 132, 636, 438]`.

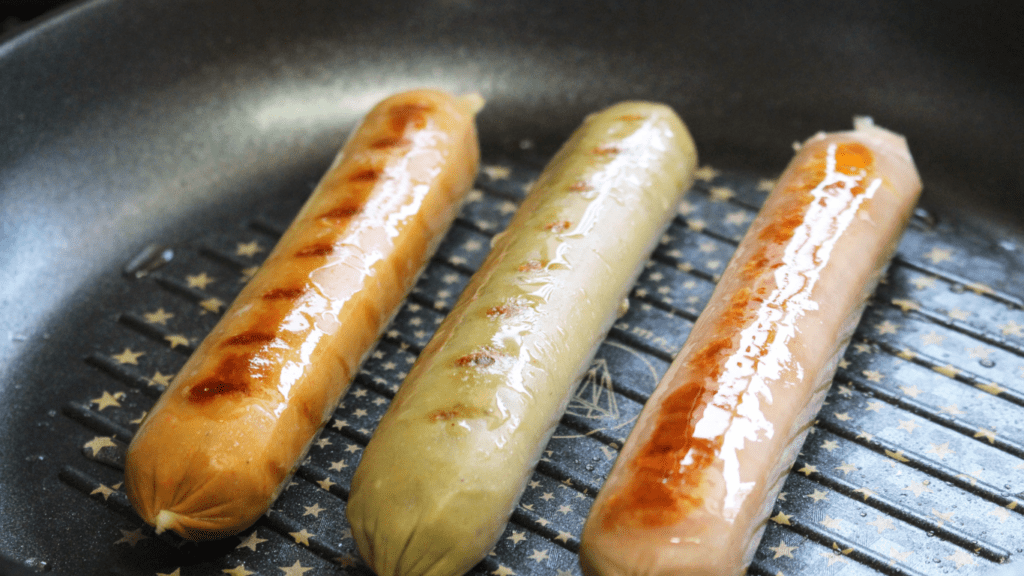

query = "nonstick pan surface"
[2, 1, 1023, 575]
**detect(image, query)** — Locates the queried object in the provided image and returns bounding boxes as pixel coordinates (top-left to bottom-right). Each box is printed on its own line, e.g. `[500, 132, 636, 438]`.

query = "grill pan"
[2, 1, 1023, 575]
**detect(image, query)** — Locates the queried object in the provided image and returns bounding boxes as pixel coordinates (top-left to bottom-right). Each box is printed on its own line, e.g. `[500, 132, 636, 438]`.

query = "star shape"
[924, 247, 952, 264]
[303, 503, 325, 518]
[899, 385, 923, 398]
[833, 412, 852, 422]
[855, 430, 874, 442]
[834, 462, 858, 475]
[896, 419, 920, 434]
[144, 308, 174, 324]
[904, 481, 933, 497]
[316, 477, 336, 491]
[911, 276, 937, 290]
[200, 297, 225, 313]
[157, 570, 181, 576]
[506, 531, 526, 545]
[222, 565, 255, 576]
[236, 241, 263, 257]
[554, 531, 572, 543]
[483, 165, 511, 180]
[925, 442, 955, 459]
[887, 547, 912, 565]
[797, 464, 818, 476]
[862, 369, 884, 382]
[852, 342, 873, 354]
[693, 166, 719, 181]
[149, 371, 173, 387]
[967, 346, 993, 359]
[91, 391, 123, 411]
[819, 516, 843, 531]
[724, 211, 750, 226]
[934, 364, 961, 378]
[492, 565, 516, 576]
[819, 551, 849, 567]
[977, 382, 1007, 397]
[114, 528, 148, 546]
[757, 178, 775, 191]
[867, 515, 895, 533]
[988, 505, 1012, 523]
[947, 308, 971, 320]
[805, 489, 829, 503]
[920, 330, 946, 346]
[1000, 321, 1024, 337]
[236, 531, 267, 551]
[314, 437, 331, 449]
[836, 384, 853, 396]
[112, 348, 144, 365]
[853, 487, 877, 500]
[865, 400, 884, 412]
[974, 428, 997, 443]
[891, 298, 920, 313]
[820, 440, 839, 452]
[944, 549, 977, 569]
[164, 334, 190, 349]
[289, 529, 313, 546]
[769, 539, 798, 559]
[186, 272, 215, 289]
[874, 320, 899, 335]
[279, 561, 313, 576]
[240, 266, 259, 282]
[838, 358, 850, 369]
[686, 219, 707, 232]
[557, 505, 573, 515]
[931, 509, 954, 526]
[771, 512, 791, 525]
[527, 549, 550, 562]
[91, 484, 117, 500]
[885, 449, 910, 462]
[84, 436, 117, 455]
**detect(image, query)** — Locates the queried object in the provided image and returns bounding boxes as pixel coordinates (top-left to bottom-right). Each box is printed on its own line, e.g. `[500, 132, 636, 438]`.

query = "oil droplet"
[980, 358, 995, 368]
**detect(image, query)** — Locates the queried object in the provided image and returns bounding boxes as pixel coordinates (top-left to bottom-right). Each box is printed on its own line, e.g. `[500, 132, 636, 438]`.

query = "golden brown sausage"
[347, 101, 698, 576]
[579, 119, 923, 576]
[123, 89, 483, 540]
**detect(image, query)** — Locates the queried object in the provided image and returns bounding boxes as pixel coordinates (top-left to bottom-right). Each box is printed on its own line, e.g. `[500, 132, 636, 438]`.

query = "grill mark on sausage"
[295, 243, 335, 258]
[388, 102, 433, 132]
[568, 180, 591, 192]
[187, 353, 264, 404]
[319, 204, 363, 220]
[455, 348, 502, 368]
[349, 168, 382, 183]
[427, 402, 488, 422]
[545, 221, 572, 233]
[369, 136, 410, 149]
[592, 145, 620, 156]
[617, 114, 646, 121]
[222, 332, 277, 347]
[263, 287, 307, 300]
[486, 300, 526, 319]
[518, 259, 548, 273]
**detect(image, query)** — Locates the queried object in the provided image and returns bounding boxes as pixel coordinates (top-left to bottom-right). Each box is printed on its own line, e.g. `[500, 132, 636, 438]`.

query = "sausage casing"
[346, 102, 698, 576]
[123, 89, 483, 540]
[580, 119, 923, 576]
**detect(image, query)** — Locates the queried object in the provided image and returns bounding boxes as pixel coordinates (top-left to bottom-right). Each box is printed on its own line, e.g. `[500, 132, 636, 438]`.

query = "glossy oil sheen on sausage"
[346, 101, 698, 576]
[579, 119, 923, 576]
[123, 89, 483, 540]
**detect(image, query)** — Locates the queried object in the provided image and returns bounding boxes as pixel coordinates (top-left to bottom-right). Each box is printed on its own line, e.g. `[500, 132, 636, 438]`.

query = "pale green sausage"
[346, 101, 699, 576]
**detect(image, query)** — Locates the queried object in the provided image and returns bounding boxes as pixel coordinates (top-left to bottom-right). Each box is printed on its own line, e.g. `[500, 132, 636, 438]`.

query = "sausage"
[578, 118, 923, 576]
[123, 89, 484, 540]
[346, 102, 698, 576]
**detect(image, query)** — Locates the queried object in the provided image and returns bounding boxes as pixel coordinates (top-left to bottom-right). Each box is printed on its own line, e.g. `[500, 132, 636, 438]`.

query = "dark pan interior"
[1, 1, 1022, 575]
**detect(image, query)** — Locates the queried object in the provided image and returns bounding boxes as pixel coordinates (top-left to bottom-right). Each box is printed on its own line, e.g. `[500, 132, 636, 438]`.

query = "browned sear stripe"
[545, 221, 572, 233]
[388, 102, 433, 132]
[592, 145, 620, 155]
[349, 168, 382, 183]
[369, 136, 410, 149]
[568, 181, 591, 192]
[427, 402, 488, 422]
[263, 287, 306, 300]
[295, 243, 335, 257]
[455, 348, 500, 368]
[518, 259, 548, 273]
[319, 205, 363, 220]
[187, 354, 260, 404]
[222, 332, 276, 347]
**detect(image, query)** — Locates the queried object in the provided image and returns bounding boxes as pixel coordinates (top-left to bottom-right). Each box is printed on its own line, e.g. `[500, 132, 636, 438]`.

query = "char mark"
[222, 332, 276, 347]
[263, 287, 306, 300]
[295, 243, 335, 257]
